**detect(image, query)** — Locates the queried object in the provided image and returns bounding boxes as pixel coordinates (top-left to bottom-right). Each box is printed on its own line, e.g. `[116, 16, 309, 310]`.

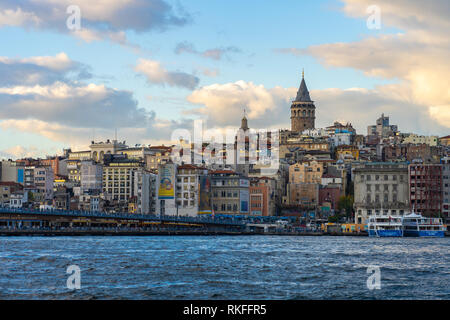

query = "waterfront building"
[9, 191, 27, 209]
[442, 157, 450, 223]
[175, 164, 208, 217]
[318, 185, 342, 212]
[285, 182, 319, 208]
[0, 182, 23, 207]
[353, 162, 409, 224]
[30, 166, 54, 200]
[53, 186, 71, 210]
[409, 162, 443, 217]
[156, 162, 177, 216]
[132, 170, 157, 215]
[211, 170, 249, 215]
[249, 177, 276, 216]
[102, 156, 143, 206]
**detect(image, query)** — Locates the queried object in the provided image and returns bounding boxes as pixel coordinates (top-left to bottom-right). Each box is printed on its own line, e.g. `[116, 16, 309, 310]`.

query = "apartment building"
[354, 162, 409, 224]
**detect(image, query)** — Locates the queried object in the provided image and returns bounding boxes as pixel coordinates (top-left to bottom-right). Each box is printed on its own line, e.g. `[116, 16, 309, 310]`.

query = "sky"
[0, 0, 449, 159]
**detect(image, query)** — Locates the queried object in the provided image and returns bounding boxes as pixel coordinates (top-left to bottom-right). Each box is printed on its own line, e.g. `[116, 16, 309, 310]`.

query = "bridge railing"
[0, 207, 246, 226]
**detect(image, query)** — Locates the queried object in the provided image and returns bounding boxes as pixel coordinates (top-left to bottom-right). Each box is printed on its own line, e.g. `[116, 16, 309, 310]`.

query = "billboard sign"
[158, 164, 175, 199]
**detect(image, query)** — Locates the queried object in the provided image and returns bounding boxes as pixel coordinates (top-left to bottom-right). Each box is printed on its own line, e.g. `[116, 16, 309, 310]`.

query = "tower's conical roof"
[294, 71, 312, 102]
[240, 109, 249, 131]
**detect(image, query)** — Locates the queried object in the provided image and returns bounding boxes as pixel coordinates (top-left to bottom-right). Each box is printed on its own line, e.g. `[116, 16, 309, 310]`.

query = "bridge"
[0, 207, 247, 230]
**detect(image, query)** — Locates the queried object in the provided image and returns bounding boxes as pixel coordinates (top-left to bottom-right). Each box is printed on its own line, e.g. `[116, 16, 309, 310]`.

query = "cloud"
[275, 0, 450, 130]
[0, 52, 91, 86]
[0, 0, 190, 45]
[0, 52, 207, 157]
[134, 58, 199, 90]
[0, 52, 195, 156]
[0, 145, 52, 159]
[200, 68, 220, 77]
[184, 80, 449, 136]
[186, 81, 296, 129]
[175, 41, 241, 60]
[0, 82, 155, 128]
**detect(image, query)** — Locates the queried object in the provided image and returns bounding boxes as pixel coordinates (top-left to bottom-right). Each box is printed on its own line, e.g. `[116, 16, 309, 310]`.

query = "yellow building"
[440, 135, 450, 146]
[289, 161, 323, 184]
[340, 223, 366, 233]
[336, 145, 359, 160]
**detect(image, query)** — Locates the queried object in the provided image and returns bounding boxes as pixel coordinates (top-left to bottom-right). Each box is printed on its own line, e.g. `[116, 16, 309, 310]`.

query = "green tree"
[27, 191, 35, 202]
[338, 195, 354, 220]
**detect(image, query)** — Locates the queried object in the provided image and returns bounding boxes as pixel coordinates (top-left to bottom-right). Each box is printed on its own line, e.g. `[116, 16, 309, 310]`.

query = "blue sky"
[0, 0, 448, 158]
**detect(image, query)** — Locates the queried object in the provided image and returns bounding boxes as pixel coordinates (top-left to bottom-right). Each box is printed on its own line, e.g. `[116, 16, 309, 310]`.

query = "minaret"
[240, 109, 249, 131]
[290, 70, 316, 132]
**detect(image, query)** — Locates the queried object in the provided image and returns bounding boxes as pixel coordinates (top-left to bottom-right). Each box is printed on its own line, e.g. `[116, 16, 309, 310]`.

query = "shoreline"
[0, 229, 368, 237]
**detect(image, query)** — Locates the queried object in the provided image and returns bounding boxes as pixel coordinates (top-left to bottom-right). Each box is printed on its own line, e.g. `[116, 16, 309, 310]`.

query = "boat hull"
[403, 230, 445, 238]
[369, 229, 403, 237]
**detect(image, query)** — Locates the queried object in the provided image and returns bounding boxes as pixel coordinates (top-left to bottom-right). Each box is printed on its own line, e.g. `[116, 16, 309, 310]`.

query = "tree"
[338, 195, 354, 220]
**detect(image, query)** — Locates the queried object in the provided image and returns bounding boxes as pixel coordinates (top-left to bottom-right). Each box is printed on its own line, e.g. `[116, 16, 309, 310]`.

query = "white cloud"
[134, 58, 199, 90]
[0, 7, 41, 27]
[175, 41, 241, 60]
[0, 0, 190, 45]
[186, 81, 295, 129]
[184, 80, 449, 136]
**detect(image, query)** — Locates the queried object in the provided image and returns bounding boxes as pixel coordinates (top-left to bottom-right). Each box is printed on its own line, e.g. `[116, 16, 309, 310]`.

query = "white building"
[9, 192, 27, 208]
[80, 160, 103, 194]
[176, 164, 209, 217]
[329, 132, 352, 148]
[133, 170, 157, 215]
[353, 162, 409, 224]
[33, 166, 54, 200]
[90, 139, 128, 163]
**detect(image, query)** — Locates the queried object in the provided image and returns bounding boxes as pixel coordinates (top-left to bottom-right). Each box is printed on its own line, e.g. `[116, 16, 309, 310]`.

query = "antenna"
[115, 128, 117, 141]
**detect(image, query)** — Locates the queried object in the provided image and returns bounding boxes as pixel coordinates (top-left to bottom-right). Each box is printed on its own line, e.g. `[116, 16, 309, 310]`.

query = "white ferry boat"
[367, 216, 403, 237]
[402, 212, 446, 238]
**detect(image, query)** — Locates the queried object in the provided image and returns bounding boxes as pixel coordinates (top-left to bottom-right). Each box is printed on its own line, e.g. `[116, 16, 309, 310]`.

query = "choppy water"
[0, 236, 448, 299]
